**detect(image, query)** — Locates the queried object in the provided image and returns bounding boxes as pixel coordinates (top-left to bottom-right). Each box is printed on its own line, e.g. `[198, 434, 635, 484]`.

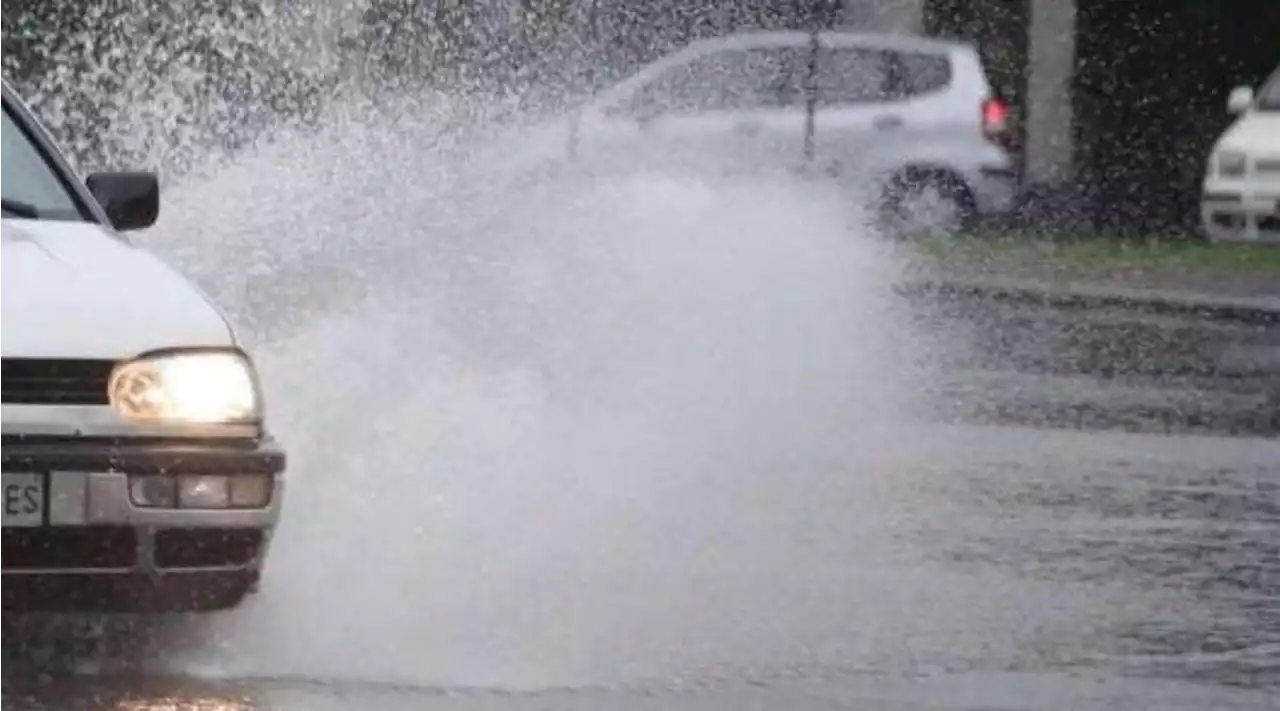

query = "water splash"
[141, 133, 941, 688]
[3, 0, 339, 177]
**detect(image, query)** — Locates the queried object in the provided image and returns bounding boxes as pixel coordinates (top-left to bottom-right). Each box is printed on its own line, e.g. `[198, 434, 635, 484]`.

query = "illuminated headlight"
[109, 351, 261, 424]
[179, 475, 231, 508]
[1216, 151, 1248, 178]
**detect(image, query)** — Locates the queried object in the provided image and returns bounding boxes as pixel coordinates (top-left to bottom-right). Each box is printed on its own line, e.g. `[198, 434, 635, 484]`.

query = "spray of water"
[3, 1, 1110, 696]
[3, 0, 343, 178]
[129, 103, 946, 685]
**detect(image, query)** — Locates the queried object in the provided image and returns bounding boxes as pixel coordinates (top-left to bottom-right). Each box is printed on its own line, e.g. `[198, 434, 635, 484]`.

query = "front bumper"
[1201, 188, 1280, 242]
[2, 436, 285, 609]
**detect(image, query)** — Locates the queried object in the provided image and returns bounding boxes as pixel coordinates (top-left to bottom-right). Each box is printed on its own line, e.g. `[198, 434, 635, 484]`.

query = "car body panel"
[1, 219, 235, 359]
[1215, 111, 1280, 154]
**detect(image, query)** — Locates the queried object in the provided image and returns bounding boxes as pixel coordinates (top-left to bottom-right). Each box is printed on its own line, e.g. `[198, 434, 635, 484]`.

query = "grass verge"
[910, 231, 1280, 279]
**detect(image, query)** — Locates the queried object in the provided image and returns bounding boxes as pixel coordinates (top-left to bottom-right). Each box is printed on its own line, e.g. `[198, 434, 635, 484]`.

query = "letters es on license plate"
[3, 473, 45, 527]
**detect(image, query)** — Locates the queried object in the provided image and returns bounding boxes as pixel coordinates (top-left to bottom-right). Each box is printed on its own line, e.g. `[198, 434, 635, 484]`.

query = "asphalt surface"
[906, 286, 1280, 438]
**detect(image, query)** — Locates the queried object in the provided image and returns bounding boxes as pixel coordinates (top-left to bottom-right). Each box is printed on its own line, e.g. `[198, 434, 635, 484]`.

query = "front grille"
[2, 526, 137, 569]
[155, 528, 264, 568]
[1, 358, 115, 405]
[1202, 191, 1241, 203]
[1211, 211, 1245, 229]
[1254, 158, 1280, 175]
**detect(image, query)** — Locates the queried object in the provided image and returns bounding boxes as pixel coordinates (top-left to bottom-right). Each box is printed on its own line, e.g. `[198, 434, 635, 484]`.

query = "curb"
[895, 276, 1280, 326]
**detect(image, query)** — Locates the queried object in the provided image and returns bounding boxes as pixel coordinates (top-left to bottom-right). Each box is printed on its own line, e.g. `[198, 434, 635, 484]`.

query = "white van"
[565, 30, 1020, 236]
[1200, 64, 1280, 243]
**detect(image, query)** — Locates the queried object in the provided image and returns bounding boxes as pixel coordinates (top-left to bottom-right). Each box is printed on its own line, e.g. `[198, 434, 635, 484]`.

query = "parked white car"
[562, 30, 1020, 236]
[1201, 64, 1280, 243]
[1, 81, 286, 613]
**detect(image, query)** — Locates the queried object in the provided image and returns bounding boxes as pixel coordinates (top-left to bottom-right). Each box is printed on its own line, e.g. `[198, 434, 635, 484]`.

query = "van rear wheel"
[879, 170, 973, 239]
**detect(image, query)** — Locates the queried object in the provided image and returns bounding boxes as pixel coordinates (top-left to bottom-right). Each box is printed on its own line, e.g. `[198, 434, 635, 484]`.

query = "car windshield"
[1, 102, 88, 221]
[1256, 66, 1280, 110]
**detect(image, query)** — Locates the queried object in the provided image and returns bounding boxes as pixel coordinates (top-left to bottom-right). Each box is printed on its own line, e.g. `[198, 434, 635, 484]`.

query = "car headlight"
[1216, 151, 1248, 178]
[109, 351, 261, 424]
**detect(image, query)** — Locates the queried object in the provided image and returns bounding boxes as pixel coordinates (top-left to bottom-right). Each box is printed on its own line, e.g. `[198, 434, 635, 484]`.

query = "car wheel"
[879, 171, 973, 239]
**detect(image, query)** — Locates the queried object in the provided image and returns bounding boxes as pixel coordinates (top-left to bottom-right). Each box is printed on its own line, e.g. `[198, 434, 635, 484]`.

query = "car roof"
[591, 29, 979, 105]
[682, 29, 974, 56]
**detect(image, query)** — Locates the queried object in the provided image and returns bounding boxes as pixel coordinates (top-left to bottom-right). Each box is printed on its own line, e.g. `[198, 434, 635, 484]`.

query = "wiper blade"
[1, 198, 41, 219]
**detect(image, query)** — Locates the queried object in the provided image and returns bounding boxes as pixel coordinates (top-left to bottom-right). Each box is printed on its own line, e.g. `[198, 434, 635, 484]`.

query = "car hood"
[1217, 111, 1280, 153]
[1, 219, 234, 359]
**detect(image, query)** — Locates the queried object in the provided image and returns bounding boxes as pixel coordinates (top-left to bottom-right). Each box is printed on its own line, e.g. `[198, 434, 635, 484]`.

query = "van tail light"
[981, 98, 1011, 148]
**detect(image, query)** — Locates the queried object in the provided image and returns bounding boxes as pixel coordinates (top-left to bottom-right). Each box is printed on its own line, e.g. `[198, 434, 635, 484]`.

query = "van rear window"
[894, 51, 952, 96]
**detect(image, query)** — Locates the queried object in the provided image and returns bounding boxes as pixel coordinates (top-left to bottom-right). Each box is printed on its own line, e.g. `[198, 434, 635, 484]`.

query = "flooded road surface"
[5, 424, 1276, 710]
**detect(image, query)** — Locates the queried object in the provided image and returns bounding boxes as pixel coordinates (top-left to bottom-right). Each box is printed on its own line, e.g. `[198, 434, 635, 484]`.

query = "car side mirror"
[86, 171, 160, 231]
[1227, 85, 1255, 115]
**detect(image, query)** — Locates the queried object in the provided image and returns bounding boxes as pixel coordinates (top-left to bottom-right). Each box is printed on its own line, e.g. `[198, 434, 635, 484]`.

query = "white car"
[1, 81, 286, 613]
[1201, 64, 1280, 243]
[562, 30, 1019, 235]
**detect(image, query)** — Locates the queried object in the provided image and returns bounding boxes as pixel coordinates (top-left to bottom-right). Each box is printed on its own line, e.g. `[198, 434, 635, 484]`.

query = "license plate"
[3, 473, 45, 527]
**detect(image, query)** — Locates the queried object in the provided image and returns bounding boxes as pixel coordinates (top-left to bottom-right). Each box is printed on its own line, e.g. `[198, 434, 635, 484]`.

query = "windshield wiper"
[1, 198, 41, 219]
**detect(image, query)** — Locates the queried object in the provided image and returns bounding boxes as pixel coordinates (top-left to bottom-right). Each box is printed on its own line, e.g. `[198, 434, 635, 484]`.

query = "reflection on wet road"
[914, 429, 1278, 690]
[5, 425, 1276, 710]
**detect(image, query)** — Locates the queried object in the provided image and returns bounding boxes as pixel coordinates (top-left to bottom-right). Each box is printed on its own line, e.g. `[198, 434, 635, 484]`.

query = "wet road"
[5, 424, 1276, 710]
[4, 107, 1278, 709]
[914, 291, 1280, 438]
